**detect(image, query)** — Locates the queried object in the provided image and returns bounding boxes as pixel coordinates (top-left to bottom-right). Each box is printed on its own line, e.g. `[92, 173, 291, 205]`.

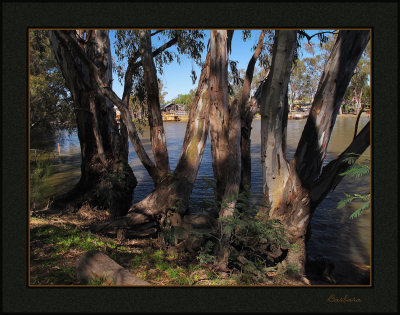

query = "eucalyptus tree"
[49, 29, 212, 235]
[30, 31, 75, 137]
[48, 29, 371, 283]
[344, 40, 371, 114]
[49, 30, 137, 218]
[206, 30, 270, 268]
[258, 30, 370, 282]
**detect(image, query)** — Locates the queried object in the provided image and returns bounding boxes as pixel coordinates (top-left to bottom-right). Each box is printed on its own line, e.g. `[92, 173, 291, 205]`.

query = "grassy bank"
[30, 208, 306, 286]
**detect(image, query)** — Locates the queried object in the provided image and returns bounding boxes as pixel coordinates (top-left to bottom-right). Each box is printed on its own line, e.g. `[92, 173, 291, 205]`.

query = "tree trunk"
[122, 52, 212, 229]
[208, 30, 231, 203]
[260, 30, 297, 216]
[55, 29, 212, 239]
[310, 121, 370, 208]
[217, 97, 241, 269]
[240, 30, 266, 192]
[259, 30, 370, 282]
[139, 30, 171, 184]
[294, 30, 371, 188]
[49, 30, 137, 217]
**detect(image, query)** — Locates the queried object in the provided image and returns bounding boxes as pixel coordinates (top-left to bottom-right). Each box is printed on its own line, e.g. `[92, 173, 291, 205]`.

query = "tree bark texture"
[49, 30, 137, 217]
[240, 30, 267, 192]
[52, 30, 161, 184]
[259, 30, 370, 280]
[260, 30, 298, 216]
[294, 30, 370, 188]
[123, 51, 212, 229]
[217, 97, 242, 268]
[139, 30, 171, 184]
[208, 30, 231, 203]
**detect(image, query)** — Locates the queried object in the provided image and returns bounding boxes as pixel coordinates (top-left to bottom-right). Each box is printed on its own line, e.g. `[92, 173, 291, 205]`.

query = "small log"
[76, 250, 150, 285]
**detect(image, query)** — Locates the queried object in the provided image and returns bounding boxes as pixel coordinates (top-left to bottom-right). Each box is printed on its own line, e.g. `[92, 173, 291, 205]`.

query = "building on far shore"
[161, 103, 189, 121]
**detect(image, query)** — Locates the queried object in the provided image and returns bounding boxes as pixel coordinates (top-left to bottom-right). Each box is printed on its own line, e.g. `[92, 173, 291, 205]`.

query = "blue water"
[43, 117, 371, 284]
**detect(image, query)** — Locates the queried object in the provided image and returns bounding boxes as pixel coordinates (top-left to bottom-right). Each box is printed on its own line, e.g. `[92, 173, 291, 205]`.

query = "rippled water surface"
[35, 116, 371, 284]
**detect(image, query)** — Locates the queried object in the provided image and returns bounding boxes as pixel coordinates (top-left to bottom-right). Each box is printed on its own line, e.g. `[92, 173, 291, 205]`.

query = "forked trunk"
[240, 30, 266, 192]
[49, 30, 137, 217]
[259, 30, 370, 282]
[123, 52, 212, 230]
[294, 30, 371, 188]
[139, 30, 171, 184]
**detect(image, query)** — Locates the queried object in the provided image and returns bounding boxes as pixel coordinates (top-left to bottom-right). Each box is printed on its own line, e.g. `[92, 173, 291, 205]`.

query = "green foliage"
[343, 40, 371, 112]
[192, 179, 289, 272]
[197, 241, 216, 265]
[257, 30, 275, 71]
[338, 154, 371, 219]
[30, 151, 56, 209]
[219, 191, 289, 251]
[171, 89, 196, 111]
[113, 29, 205, 94]
[340, 161, 370, 178]
[88, 276, 107, 285]
[29, 30, 75, 135]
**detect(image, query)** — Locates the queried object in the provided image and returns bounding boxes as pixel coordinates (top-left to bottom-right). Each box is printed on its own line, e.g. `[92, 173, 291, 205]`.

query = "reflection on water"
[35, 116, 371, 285]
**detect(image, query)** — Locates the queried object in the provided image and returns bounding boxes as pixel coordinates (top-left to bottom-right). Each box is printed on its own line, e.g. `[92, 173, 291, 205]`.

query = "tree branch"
[122, 36, 179, 103]
[310, 121, 370, 208]
[353, 105, 365, 140]
[139, 29, 171, 181]
[241, 30, 266, 111]
[294, 30, 370, 187]
[53, 30, 160, 182]
[298, 30, 337, 43]
[151, 30, 164, 37]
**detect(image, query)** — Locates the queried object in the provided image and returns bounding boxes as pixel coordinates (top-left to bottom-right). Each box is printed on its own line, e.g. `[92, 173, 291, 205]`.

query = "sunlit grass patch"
[30, 221, 134, 285]
[30, 218, 270, 286]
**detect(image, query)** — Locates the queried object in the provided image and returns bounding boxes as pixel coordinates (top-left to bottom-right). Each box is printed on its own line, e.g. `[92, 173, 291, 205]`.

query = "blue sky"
[109, 30, 329, 102]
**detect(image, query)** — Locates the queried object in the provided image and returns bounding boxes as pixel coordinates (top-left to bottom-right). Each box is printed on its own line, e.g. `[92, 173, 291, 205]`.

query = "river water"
[35, 116, 371, 285]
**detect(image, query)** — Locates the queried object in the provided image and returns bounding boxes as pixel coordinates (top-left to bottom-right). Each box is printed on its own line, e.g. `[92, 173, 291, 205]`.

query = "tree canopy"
[30, 30, 75, 135]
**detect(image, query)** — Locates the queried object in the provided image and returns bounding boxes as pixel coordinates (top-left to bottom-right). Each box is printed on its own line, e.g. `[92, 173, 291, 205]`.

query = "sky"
[109, 30, 329, 102]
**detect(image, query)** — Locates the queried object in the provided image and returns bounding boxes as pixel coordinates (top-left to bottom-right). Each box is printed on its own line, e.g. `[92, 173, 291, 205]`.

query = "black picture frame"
[2, 1, 398, 312]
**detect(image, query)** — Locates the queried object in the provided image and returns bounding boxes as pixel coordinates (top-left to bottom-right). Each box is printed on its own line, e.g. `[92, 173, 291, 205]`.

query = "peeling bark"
[209, 30, 231, 202]
[258, 30, 311, 280]
[260, 30, 297, 213]
[259, 30, 370, 281]
[240, 30, 266, 192]
[294, 30, 370, 187]
[123, 51, 212, 228]
[139, 30, 170, 183]
[49, 30, 137, 216]
[217, 97, 242, 268]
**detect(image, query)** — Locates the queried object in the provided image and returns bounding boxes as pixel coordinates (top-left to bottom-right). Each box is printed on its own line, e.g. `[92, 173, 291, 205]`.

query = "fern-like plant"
[338, 153, 370, 219]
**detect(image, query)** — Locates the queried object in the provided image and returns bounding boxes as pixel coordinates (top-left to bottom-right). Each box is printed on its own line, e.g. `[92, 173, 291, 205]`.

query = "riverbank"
[30, 118, 371, 285]
[338, 112, 370, 118]
[252, 112, 370, 121]
[30, 211, 307, 286]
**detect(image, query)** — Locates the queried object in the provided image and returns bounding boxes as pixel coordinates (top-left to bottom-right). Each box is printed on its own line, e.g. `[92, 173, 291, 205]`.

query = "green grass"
[31, 224, 121, 254]
[30, 152, 57, 210]
[30, 223, 134, 285]
[30, 219, 267, 286]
